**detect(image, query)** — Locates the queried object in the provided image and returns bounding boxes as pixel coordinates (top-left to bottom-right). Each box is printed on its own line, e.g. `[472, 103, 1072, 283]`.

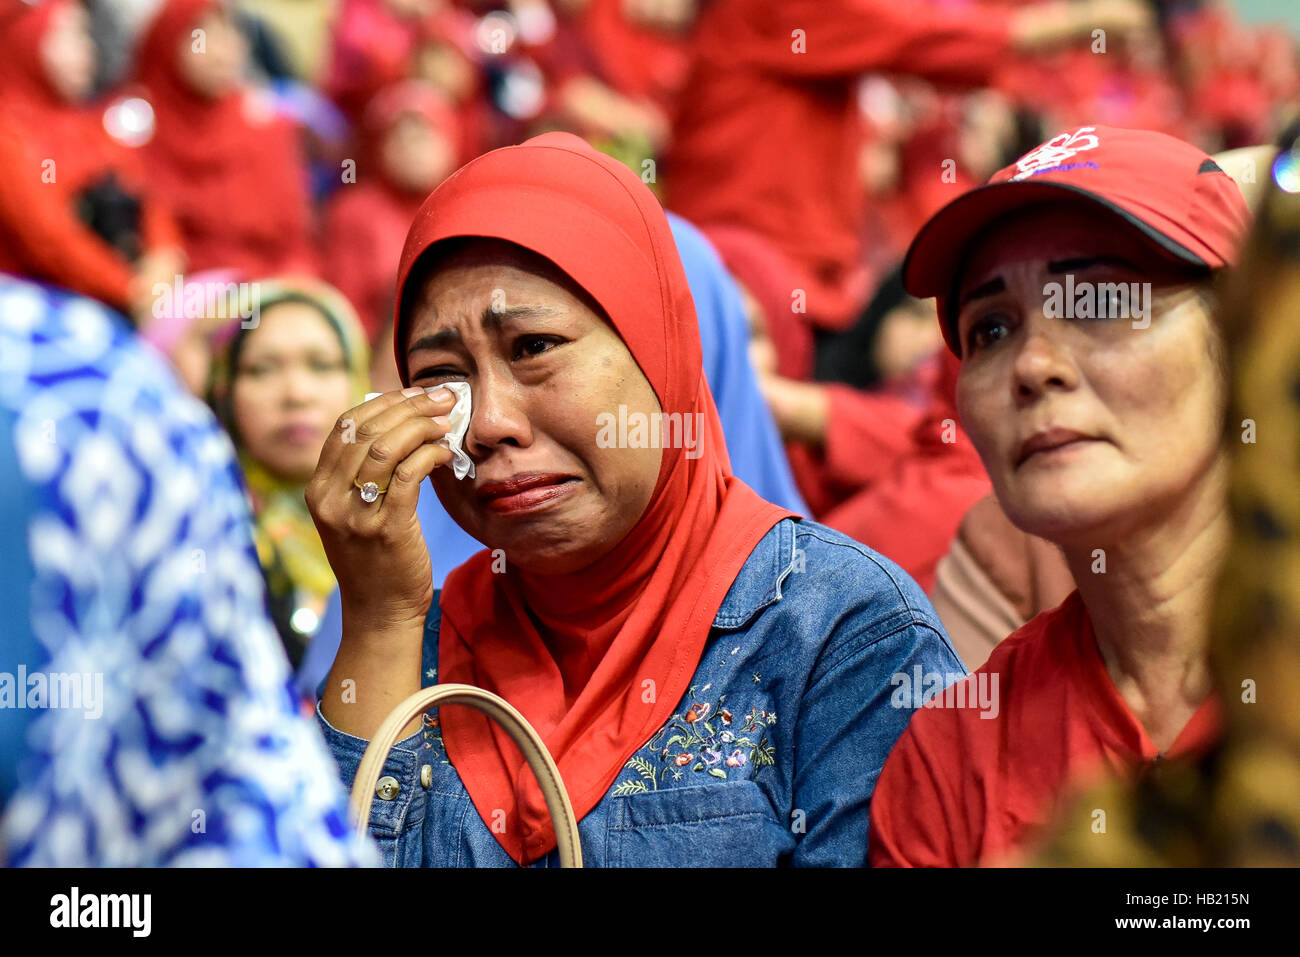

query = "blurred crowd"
[1, 0, 1297, 680]
[3, 0, 1300, 874]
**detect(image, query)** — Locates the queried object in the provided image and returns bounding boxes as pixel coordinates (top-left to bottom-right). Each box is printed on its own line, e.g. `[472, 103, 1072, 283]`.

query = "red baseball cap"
[902, 125, 1251, 355]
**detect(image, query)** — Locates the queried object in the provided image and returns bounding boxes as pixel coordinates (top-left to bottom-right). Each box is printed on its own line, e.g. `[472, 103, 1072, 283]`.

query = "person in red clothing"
[560, 0, 695, 113]
[989, 0, 1186, 140]
[325, 0, 438, 121]
[539, 0, 693, 148]
[134, 0, 318, 278]
[868, 126, 1251, 866]
[762, 346, 990, 593]
[725, 261, 987, 592]
[665, 0, 1155, 341]
[322, 81, 462, 344]
[702, 223, 818, 382]
[0, 0, 183, 319]
[411, 7, 491, 157]
[816, 349, 989, 594]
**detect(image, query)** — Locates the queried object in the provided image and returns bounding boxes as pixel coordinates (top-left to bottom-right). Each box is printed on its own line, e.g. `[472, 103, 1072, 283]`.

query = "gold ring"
[354, 478, 388, 503]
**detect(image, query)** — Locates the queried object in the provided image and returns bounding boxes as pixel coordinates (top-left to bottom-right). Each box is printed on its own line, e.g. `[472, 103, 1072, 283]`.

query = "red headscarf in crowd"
[700, 223, 816, 382]
[0, 0, 179, 307]
[0, 0, 82, 151]
[360, 79, 465, 179]
[323, 81, 463, 341]
[416, 8, 492, 157]
[134, 0, 316, 276]
[392, 132, 795, 864]
[326, 0, 428, 120]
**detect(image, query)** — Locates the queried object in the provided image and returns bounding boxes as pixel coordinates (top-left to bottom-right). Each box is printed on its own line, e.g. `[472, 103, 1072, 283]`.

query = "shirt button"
[376, 776, 400, 801]
[420, 765, 433, 789]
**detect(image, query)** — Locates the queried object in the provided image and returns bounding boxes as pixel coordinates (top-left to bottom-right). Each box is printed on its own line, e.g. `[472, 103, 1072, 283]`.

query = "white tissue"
[430, 381, 475, 480]
[362, 388, 474, 480]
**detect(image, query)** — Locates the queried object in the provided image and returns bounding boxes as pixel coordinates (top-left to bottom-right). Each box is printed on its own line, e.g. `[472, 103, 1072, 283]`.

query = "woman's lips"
[477, 473, 579, 514]
[276, 423, 327, 446]
[1015, 428, 1101, 467]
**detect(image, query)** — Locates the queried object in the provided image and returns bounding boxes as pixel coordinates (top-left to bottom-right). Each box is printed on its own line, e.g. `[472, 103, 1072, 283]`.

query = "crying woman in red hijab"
[306, 132, 962, 867]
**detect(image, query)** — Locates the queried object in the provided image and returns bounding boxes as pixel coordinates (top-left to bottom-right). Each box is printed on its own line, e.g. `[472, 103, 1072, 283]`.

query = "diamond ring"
[353, 478, 388, 503]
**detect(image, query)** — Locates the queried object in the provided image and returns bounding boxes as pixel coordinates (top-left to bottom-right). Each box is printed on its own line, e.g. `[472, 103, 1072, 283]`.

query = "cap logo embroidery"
[1012, 127, 1101, 181]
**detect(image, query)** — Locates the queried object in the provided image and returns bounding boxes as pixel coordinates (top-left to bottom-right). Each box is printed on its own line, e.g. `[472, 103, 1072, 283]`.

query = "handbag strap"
[348, 683, 584, 867]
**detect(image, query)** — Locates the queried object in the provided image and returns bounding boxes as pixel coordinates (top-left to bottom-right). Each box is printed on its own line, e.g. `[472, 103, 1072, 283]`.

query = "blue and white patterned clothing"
[0, 275, 375, 866]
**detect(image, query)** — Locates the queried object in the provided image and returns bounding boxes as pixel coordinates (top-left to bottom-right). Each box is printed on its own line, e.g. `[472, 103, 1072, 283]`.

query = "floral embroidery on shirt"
[615, 695, 776, 795]
[421, 710, 451, 764]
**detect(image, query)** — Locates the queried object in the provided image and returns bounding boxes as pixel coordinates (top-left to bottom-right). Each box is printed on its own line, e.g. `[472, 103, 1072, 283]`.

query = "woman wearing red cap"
[306, 132, 962, 867]
[869, 126, 1252, 867]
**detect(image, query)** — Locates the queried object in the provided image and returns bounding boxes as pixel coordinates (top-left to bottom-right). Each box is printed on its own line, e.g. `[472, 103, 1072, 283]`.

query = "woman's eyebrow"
[239, 346, 335, 364]
[407, 304, 567, 356]
[1047, 256, 1141, 274]
[408, 328, 462, 354]
[481, 303, 566, 326]
[959, 276, 1005, 308]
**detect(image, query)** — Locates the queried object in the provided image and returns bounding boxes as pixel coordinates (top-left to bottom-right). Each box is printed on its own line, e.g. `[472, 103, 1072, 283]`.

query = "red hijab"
[134, 0, 315, 275]
[0, 1, 65, 114]
[0, 0, 93, 180]
[701, 223, 816, 382]
[135, 0, 250, 179]
[323, 82, 462, 341]
[0, 0, 181, 305]
[325, 0, 428, 120]
[359, 80, 465, 194]
[393, 132, 795, 864]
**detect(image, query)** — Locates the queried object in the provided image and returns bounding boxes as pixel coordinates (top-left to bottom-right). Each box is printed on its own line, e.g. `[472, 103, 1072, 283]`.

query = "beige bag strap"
[348, 683, 583, 867]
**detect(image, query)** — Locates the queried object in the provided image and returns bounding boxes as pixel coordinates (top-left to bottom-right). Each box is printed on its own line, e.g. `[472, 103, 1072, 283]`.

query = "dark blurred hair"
[813, 266, 916, 390]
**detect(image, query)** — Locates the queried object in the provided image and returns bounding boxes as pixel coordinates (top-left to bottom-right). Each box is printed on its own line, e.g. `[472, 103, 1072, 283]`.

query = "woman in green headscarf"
[208, 278, 371, 670]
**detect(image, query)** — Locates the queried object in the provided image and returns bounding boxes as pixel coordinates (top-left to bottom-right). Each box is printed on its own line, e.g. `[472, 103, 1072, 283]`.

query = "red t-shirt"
[869, 590, 1221, 867]
[664, 0, 1013, 330]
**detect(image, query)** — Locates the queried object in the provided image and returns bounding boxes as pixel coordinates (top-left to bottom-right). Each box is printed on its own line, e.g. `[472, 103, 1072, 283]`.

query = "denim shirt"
[317, 517, 964, 867]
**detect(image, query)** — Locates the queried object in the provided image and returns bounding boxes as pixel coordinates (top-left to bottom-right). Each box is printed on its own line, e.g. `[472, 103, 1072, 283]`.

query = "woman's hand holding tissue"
[306, 385, 463, 636]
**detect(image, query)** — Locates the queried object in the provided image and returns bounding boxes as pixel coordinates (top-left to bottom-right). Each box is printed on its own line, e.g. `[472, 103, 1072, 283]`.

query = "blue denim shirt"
[317, 517, 964, 867]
